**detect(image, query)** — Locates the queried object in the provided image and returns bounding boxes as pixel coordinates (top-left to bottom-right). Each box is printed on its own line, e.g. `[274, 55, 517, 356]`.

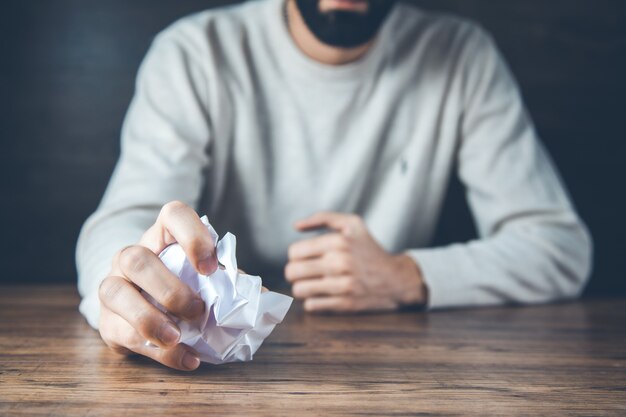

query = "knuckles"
[98, 276, 126, 304]
[99, 311, 133, 354]
[324, 251, 353, 275]
[130, 305, 155, 337]
[343, 215, 365, 238]
[160, 200, 189, 220]
[118, 245, 152, 276]
[333, 234, 350, 251]
[158, 285, 188, 312]
[340, 277, 358, 296]
[99, 330, 118, 352]
[119, 328, 143, 352]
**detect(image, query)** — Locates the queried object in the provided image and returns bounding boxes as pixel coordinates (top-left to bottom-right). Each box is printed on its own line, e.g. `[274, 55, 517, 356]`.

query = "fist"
[285, 212, 427, 313]
[98, 201, 218, 371]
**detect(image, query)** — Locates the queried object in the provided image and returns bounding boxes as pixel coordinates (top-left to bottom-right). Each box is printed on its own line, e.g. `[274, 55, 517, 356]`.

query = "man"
[77, 0, 593, 371]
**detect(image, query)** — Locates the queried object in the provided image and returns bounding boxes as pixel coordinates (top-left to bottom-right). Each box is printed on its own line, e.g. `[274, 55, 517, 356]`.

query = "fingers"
[134, 339, 201, 372]
[285, 258, 326, 282]
[292, 276, 360, 299]
[288, 233, 348, 261]
[294, 212, 363, 237]
[100, 306, 200, 371]
[112, 245, 205, 321]
[285, 251, 353, 282]
[99, 275, 182, 348]
[99, 305, 142, 354]
[140, 201, 218, 275]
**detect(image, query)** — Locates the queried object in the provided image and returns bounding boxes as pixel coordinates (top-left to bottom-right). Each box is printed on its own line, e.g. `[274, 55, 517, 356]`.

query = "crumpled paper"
[146, 216, 292, 365]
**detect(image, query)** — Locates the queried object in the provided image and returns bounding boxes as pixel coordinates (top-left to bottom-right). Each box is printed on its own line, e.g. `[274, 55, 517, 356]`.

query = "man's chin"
[295, 0, 395, 49]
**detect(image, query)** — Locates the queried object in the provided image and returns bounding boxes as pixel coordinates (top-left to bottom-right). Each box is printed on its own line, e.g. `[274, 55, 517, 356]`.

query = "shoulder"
[150, 0, 269, 57]
[391, 3, 493, 47]
[387, 3, 497, 69]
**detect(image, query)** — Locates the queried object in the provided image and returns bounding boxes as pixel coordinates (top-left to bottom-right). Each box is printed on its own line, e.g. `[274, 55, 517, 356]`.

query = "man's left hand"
[285, 212, 428, 313]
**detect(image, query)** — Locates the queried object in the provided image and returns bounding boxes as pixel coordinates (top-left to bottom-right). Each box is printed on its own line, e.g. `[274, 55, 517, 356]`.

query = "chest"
[208, 59, 460, 265]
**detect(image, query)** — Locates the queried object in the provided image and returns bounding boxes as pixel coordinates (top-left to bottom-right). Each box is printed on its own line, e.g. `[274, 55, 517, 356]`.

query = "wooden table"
[0, 286, 624, 416]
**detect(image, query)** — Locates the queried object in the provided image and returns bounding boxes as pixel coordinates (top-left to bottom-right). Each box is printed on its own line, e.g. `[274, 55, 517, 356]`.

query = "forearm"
[407, 215, 592, 309]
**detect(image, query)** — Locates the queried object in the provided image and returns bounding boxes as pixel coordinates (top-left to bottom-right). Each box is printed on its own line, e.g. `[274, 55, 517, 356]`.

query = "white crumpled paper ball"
[146, 216, 293, 365]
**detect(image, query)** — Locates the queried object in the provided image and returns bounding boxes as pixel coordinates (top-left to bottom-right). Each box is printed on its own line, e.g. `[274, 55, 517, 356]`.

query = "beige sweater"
[77, 0, 592, 328]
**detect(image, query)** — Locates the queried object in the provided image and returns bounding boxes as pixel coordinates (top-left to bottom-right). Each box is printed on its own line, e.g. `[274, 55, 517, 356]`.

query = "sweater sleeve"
[76, 29, 212, 328]
[407, 25, 593, 309]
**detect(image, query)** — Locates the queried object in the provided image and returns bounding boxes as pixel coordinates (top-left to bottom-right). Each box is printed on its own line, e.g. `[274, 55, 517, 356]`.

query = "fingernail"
[198, 257, 216, 275]
[157, 322, 180, 346]
[182, 352, 200, 370]
[185, 298, 205, 319]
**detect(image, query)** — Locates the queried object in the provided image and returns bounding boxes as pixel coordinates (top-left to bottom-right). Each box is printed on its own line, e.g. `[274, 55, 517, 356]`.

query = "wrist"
[391, 254, 428, 307]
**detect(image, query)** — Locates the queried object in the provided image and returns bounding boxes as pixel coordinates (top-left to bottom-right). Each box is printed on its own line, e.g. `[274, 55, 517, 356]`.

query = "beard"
[294, 0, 397, 48]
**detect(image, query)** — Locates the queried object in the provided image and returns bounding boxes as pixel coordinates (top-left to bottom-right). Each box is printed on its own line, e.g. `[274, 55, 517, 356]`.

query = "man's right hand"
[97, 201, 218, 371]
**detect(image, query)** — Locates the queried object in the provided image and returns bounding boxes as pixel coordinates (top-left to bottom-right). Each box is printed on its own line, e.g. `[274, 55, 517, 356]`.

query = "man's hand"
[98, 201, 218, 371]
[285, 212, 428, 313]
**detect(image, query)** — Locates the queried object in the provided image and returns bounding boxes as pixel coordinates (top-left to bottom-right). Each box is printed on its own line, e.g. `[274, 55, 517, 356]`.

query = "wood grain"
[0, 286, 625, 416]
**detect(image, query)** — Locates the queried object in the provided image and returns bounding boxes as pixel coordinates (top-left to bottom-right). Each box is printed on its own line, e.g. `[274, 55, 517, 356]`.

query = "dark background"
[1, 0, 625, 295]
